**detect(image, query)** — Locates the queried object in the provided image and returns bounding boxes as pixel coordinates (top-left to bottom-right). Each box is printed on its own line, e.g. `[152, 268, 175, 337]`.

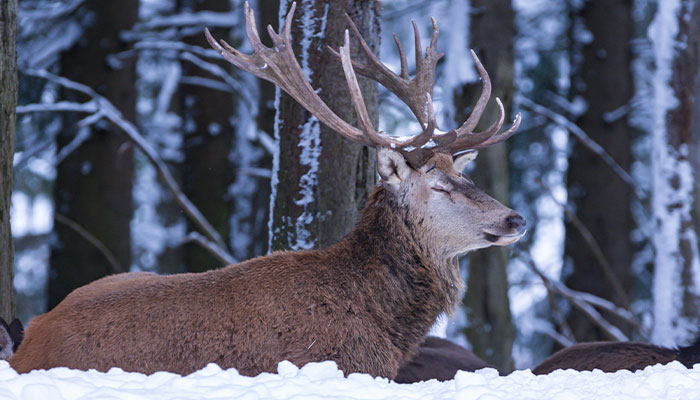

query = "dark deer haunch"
[11, 2, 525, 378]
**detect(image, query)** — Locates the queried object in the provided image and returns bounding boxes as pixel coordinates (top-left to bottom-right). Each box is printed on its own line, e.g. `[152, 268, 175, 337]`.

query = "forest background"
[1, 0, 699, 373]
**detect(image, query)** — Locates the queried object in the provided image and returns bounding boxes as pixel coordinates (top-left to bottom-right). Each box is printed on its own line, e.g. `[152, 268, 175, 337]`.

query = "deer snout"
[506, 214, 526, 234]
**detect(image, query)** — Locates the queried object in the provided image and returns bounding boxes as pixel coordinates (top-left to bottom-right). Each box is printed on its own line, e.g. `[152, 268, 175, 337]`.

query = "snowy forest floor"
[1, 360, 700, 400]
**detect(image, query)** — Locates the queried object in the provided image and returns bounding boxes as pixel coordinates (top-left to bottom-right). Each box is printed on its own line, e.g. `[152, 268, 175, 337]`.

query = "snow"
[2, 360, 700, 400]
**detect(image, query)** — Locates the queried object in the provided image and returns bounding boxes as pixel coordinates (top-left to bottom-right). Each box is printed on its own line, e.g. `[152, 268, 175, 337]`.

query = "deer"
[10, 2, 525, 379]
[533, 336, 700, 375]
[0, 317, 23, 361]
[395, 336, 499, 382]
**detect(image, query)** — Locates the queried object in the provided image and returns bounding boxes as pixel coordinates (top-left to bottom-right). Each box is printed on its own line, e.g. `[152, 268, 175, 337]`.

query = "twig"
[536, 177, 631, 310]
[183, 232, 236, 266]
[179, 76, 233, 93]
[536, 325, 575, 348]
[54, 213, 125, 274]
[519, 96, 645, 201]
[514, 246, 634, 341]
[20, 69, 230, 255]
[179, 52, 255, 111]
[132, 10, 238, 31]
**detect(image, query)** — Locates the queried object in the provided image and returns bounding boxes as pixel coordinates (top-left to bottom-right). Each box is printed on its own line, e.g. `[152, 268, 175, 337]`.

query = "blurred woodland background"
[1, 0, 700, 372]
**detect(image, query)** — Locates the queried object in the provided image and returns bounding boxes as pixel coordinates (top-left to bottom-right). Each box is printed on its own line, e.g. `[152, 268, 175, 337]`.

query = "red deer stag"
[11, 2, 525, 378]
[533, 336, 700, 375]
[395, 336, 499, 382]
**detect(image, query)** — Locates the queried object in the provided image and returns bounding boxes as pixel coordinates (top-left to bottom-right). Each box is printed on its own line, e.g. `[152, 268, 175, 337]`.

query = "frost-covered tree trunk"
[564, 0, 635, 342]
[180, 0, 235, 272]
[461, 0, 516, 373]
[48, 1, 137, 309]
[0, 0, 17, 321]
[269, 0, 378, 252]
[649, 0, 700, 346]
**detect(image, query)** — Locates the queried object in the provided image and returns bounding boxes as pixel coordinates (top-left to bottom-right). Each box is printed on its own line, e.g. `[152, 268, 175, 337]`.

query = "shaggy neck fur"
[334, 184, 463, 354]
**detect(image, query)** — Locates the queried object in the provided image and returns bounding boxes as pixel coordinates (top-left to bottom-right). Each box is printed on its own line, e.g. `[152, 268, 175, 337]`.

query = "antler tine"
[412, 19, 423, 77]
[339, 30, 387, 147]
[393, 34, 409, 80]
[242, 2, 266, 53]
[458, 50, 491, 133]
[471, 112, 522, 149]
[443, 50, 522, 154]
[331, 14, 440, 129]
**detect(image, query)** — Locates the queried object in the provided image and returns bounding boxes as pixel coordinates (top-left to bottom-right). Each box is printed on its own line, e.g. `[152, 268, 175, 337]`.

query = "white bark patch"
[648, 0, 700, 346]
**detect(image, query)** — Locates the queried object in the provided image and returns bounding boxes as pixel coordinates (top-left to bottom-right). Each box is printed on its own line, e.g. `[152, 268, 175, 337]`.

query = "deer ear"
[377, 148, 411, 186]
[453, 150, 478, 173]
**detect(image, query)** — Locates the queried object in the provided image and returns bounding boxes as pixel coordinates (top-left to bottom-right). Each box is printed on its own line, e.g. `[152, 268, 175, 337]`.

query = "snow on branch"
[108, 40, 223, 68]
[179, 52, 255, 111]
[519, 96, 645, 200]
[19, 68, 234, 262]
[19, 0, 84, 21]
[16, 100, 97, 114]
[133, 10, 237, 31]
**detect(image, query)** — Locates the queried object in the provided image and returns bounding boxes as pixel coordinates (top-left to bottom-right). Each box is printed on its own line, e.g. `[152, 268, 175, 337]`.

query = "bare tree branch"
[536, 324, 576, 347]
[519, 96, 645, 201]
[183, 232, 236, 266]
[536, 177, 631, 310]
[54, 213, 124, 274]
[513, 246, 638, 342]
[19, 69, 231, 256]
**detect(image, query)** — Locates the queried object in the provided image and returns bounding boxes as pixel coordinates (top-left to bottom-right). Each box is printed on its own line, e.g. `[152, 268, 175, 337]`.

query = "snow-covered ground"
[2, 360, 700, 400]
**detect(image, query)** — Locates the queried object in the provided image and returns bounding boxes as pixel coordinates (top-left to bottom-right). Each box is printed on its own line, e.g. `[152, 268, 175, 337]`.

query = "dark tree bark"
[564, 0, 635, 342]
[48, 1, 138, 309]
[0, 0, 17, 321]
[269, 0, 378, 252]
[691, 1, 700, 256]
[180, 0, 235, 272]
[460, 0, 516, 373]
[669, 0, 700, 334]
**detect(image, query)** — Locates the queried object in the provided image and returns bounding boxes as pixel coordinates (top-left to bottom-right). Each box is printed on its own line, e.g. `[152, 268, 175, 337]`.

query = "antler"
[205, 1, 521, 166]
[335, 16, 521, 158]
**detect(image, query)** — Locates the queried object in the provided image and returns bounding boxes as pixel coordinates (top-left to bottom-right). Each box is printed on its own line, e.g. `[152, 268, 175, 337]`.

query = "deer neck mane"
[340, 184, 463, 324]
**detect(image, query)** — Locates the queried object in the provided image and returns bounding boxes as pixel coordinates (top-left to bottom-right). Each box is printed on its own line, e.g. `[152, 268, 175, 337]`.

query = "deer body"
[533, 338, 700, 375]
[11, 169, 523, 377]
[12, 3, 526, 377]
[395, 336, 498, 383]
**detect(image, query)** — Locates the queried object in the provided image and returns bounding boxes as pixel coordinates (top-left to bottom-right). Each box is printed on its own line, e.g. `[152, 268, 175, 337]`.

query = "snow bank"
[2, 360, 700, 400]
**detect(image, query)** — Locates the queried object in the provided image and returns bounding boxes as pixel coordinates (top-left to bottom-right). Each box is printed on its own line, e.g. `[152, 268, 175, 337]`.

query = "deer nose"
[506, 215, 526, 233]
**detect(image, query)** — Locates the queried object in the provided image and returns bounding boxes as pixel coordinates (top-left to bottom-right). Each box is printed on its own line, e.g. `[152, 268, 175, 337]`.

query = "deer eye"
[431, 185, 451, 195]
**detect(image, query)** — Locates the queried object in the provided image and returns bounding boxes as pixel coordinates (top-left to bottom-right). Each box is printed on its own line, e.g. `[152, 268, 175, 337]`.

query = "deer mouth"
[482, 230, 526, 246]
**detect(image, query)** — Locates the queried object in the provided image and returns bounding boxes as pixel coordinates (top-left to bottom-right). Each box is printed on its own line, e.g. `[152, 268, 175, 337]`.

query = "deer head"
[205, 2, 525, 257]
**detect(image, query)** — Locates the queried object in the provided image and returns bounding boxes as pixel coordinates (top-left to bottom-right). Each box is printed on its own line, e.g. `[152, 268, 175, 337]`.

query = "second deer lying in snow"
[395, 336, 498, 382]
[10, 3, 525, 379]
[533, 336, 700, 374]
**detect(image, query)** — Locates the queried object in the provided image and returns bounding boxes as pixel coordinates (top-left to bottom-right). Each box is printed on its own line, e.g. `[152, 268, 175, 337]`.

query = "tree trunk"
[460, 0, 516, 373]
[269, 0, 378, 252]
[48, 1, 137, 309]
[180, 0, 235, 272]
[691, 1, 700, 267]
[564, 0, 634, 342]
[0, 0, 17, 321]
[651, 0, 700, 345]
